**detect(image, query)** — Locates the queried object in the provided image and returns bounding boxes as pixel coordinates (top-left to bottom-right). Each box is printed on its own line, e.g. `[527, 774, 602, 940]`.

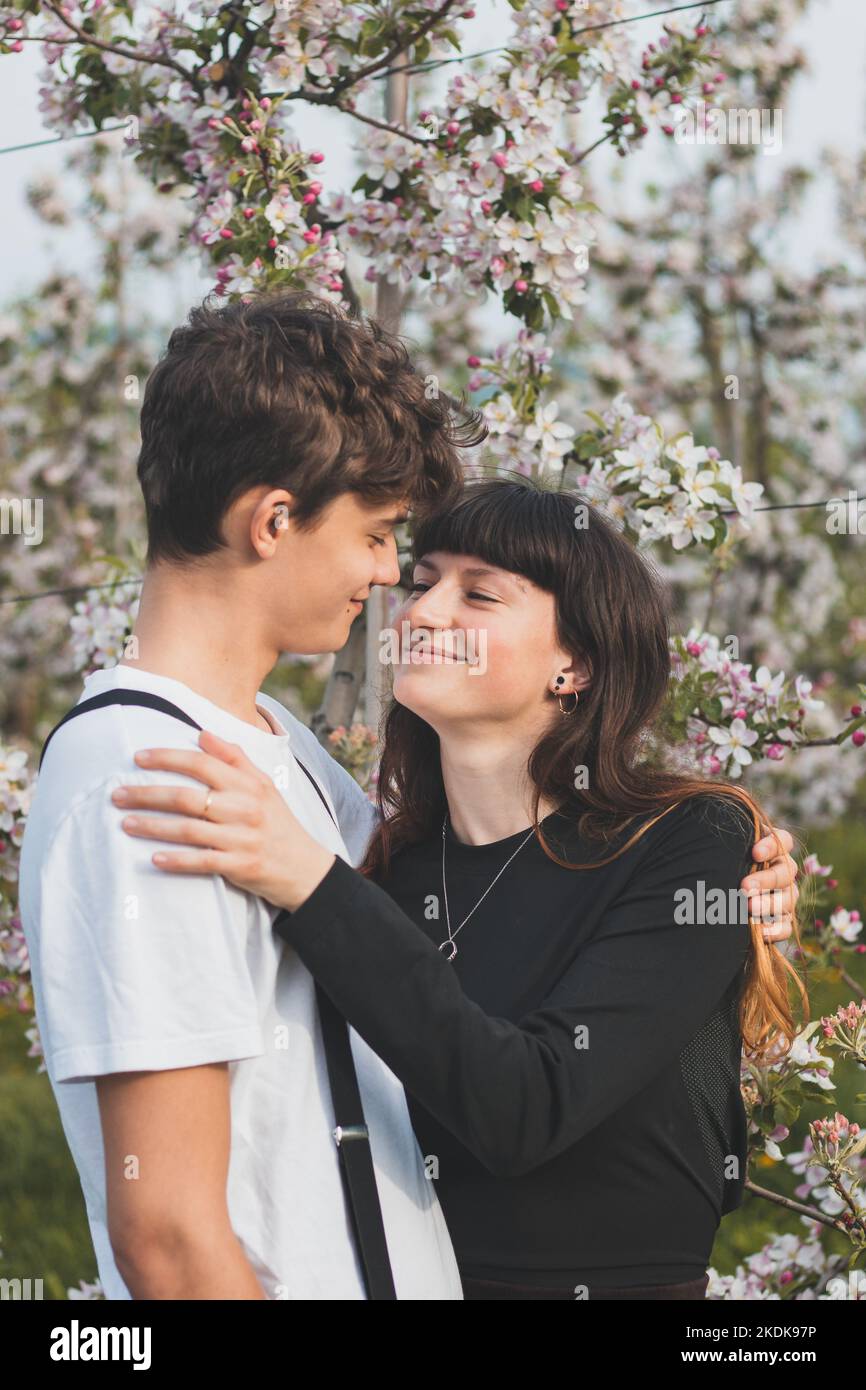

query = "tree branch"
[40, 1, 203, 91]
[744, 1177, 855, 1235]
[328, 0, 462, 99]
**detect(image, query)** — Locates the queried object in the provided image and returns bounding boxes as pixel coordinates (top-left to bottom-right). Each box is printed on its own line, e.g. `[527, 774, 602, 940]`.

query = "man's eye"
[370, 536, 388, 547]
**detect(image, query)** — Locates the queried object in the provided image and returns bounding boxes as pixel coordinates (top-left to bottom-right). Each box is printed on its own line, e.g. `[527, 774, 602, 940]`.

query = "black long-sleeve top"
[274, 793, 754, 1289]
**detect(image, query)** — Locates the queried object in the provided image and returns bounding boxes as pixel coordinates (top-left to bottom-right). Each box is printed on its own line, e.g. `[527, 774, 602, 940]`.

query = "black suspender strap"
[38, 689, 397, 1300]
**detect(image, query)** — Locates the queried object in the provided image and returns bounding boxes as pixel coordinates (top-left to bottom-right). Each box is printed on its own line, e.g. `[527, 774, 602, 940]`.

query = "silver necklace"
[439, 812, 536, 961]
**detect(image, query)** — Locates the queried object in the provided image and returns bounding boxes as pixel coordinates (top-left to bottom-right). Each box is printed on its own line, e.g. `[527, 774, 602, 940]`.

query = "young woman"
[114, 478, 805, 1300]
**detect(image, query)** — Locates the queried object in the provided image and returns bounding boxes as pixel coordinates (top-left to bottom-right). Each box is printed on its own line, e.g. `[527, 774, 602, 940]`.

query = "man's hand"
[740, 825, 799, 943]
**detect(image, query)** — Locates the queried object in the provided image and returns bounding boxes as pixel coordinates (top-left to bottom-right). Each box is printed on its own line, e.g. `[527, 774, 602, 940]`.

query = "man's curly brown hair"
[137, 289, 487, 564]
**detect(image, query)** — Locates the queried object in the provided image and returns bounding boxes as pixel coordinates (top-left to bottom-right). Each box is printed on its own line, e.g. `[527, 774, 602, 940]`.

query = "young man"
[18, 290, 483, 1299]
[19, 289, 795, 1301]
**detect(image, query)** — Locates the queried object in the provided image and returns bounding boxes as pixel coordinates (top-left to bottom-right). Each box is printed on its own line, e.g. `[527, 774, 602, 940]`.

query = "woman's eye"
[408, 582, 494, 602]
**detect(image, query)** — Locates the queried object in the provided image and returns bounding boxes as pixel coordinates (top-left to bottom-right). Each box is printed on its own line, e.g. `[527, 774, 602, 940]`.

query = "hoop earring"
[557, 691, 578, 715]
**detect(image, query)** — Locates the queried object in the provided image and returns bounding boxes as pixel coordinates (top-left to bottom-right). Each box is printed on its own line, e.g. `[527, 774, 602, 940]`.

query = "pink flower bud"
[513, 279, 528, 293]
[490, 256, 505, 277]
[695, 24, 708, 36]
[302, 192, 316, 204]
[242, 208, 255, 220]
[219, 228, 234, 239]
[261, 97, 272, 109]
[7, 16, 23, 29]
[530, 179, 544, 193]
[302, 229, 318, 243]
[853, 730, 866, 747]
[733, 708, 747, 720]
[480, 199, 493, 214]
[662, 126, 675, 136]
[851, 704, 863, 716]
[708, 755, 722, 774]
[492, 151, 508, 168]
[671, 93, 683, 104]
[310, 151, 325, 164]
[207, 118, 221, 129]
[446, 120, 460, 135]
[11, 39, 23, 51]
[631, 80, 641, 90]
[268, 237, 277, 248]
[467, 355, 482, 367]
[702, 82, 715, 94]
[250, 119, 262, 131]
[240, 137, 257, 152]
[779, 1270, 794, 1285]
[308, 181, 323, 195]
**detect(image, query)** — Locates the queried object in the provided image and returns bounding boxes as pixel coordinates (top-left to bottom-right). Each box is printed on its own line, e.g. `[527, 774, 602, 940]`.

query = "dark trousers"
[461, 1272, 709, 1301]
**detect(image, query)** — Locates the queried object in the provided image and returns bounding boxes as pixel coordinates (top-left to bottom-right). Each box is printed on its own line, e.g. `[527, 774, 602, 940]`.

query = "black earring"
[555, 676, 564, 686]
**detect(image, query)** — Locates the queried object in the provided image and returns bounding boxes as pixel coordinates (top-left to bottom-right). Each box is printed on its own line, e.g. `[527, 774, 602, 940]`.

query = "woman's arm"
[273, 796, 754, 1178]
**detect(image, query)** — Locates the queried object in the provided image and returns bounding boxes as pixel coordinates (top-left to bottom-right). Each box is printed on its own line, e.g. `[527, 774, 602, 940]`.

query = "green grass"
[0, 1009, 96, 1298]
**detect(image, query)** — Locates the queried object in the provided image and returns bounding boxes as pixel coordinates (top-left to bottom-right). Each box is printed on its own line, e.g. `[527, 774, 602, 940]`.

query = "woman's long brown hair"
[360, 477, 808, 1063]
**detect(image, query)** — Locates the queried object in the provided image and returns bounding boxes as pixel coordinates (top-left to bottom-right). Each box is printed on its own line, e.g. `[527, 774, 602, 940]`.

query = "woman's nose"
[406, 587, 455, 629]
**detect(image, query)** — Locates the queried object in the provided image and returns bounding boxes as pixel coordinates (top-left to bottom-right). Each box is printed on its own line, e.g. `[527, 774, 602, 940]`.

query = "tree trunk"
[312, 65, 409, 746]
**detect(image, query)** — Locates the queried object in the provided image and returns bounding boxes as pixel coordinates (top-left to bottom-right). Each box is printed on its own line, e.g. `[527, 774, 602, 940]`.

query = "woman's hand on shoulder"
[740, 824, 799, 944]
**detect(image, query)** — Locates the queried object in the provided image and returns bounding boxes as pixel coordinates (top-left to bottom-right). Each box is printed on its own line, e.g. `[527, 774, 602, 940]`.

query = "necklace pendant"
[438, 939, 458, 962]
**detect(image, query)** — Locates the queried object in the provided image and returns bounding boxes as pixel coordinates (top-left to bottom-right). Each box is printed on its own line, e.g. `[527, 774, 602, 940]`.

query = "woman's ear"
[552, 654, 592, 694]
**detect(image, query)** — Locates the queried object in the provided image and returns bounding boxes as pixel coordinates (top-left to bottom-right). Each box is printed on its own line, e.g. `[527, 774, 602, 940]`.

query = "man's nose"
[373, 539, 402, 589]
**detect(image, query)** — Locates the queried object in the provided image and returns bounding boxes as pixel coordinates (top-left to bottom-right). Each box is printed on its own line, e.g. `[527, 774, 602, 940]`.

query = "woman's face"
[390, 550, 587, 734]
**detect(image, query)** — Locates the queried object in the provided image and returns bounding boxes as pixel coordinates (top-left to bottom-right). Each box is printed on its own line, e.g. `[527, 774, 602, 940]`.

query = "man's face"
[267, 491, 408, 654]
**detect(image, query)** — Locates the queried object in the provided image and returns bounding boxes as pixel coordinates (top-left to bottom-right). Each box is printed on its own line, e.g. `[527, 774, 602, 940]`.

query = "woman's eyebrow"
[414, 560, 526, 594]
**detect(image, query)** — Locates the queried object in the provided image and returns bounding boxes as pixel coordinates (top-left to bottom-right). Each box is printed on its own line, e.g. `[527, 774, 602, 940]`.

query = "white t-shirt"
[18, 663, 462, 1301]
